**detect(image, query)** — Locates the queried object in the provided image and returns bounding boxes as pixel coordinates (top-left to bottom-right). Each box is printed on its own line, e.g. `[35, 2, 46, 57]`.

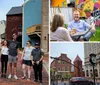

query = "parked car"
[69, 77, 94, 85]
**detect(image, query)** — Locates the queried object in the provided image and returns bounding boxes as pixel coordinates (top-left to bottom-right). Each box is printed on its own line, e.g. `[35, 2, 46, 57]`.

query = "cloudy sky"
[50, 42, 84, 65]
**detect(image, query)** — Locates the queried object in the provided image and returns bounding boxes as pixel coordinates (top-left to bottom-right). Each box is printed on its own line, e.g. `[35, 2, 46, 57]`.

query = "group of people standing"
[0, 33, 44, 84]
[50, 9, 96, 41]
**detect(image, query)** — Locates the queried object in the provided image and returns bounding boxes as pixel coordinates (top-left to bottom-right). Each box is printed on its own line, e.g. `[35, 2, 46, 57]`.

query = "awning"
[26, 24, 41, 37]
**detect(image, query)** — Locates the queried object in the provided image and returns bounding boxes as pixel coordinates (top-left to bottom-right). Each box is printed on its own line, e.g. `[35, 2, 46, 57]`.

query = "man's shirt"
[68, 20, 91, 32]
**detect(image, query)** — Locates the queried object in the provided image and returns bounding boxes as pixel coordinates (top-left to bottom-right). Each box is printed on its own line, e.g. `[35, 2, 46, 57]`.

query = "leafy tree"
[67, 72, 72, 80]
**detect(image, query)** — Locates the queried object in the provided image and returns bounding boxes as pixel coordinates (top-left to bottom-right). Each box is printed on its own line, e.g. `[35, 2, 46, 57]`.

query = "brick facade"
[6, 14, 22, 40]
[51, 53, 71, 73]
[51, 54, 85, 78]
[73, 55, 84, 77]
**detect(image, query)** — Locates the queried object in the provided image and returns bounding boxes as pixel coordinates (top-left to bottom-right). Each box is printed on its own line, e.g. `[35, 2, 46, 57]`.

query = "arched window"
[86, 70, 89, 76]
[58, 60, 61, 64]
[90, 69, 93, 77]
[95, 69, 98, 77]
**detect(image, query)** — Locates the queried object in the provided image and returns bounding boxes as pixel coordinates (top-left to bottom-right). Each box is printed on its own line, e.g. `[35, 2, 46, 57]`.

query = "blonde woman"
[50, 13, 73, 41]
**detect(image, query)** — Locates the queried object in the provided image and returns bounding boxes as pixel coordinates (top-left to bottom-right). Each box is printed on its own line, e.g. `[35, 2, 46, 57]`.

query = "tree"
[50, 68, 54, 81]
[67, 72, 72, 81]
[62, 73, 67, 81]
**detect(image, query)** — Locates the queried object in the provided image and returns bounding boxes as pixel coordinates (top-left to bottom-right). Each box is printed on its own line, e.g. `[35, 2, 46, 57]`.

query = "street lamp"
[89, 53, 97, 85]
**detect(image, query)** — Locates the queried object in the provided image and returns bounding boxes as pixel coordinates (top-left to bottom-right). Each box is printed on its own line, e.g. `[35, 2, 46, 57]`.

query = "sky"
[0, 0, 24, 21]
[50, 42, 84, 65]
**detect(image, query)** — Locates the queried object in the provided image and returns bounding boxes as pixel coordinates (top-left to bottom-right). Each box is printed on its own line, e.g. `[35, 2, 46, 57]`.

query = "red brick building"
[51, 54, 85, 79]
[51, 53, 72, 79]
[73, 55, 84, 77]
[6, 6, 22, 44]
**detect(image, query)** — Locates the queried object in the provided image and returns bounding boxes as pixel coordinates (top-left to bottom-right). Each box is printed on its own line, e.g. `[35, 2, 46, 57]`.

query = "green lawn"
[90, 27, 100, 41]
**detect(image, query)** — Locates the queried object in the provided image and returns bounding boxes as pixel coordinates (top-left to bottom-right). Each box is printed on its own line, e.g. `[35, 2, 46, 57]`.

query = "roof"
[74, 55, 82, 62]
[50, 53, 71, 66]
[58, 53, 71, 62]
[7, 6, 22, 16]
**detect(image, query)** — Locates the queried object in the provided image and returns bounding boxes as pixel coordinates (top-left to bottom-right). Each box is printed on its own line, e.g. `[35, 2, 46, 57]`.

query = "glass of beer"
[71, 28, 76, 34]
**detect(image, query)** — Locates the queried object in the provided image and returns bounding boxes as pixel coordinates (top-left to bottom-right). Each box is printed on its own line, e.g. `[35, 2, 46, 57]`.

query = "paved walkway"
[0, 53, 49, 85]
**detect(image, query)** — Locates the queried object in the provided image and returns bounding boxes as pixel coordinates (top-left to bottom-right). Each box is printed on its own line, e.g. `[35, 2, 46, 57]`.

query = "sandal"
[21, 76, 26, 79]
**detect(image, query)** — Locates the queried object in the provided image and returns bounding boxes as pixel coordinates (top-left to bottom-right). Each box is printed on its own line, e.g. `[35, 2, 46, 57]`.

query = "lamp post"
[89, 53, 97, 85]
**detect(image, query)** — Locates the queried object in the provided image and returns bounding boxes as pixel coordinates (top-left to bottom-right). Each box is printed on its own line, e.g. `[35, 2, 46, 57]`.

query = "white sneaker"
[8, 74, 12, 79]
[14, 75, 18, 80]
[40, 83, 43, 85]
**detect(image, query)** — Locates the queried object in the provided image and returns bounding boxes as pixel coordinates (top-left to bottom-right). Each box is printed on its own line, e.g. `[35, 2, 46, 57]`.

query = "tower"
[74, 55, 83, 77]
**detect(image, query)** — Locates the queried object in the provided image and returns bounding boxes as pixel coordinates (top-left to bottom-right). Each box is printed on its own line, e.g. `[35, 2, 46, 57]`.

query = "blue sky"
[50, 42, 84, 64]
[0, 0, 24, 21]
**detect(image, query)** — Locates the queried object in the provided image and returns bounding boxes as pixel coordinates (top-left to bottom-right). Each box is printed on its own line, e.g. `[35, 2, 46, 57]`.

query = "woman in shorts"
[21, 40, 34, 81]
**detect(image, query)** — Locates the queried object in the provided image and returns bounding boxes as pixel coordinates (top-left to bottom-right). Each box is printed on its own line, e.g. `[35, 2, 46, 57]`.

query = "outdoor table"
[70, 30, 89, 41]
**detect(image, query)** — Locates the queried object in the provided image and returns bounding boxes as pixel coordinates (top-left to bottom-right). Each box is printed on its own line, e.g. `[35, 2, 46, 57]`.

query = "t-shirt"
[1, 46, 9, 55]
[8, 40, 20, 56]
[24, 46, 34, 60]
[31, 48, 44, 62]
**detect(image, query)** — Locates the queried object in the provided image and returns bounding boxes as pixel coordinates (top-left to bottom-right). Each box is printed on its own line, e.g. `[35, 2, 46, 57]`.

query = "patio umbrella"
[51, 0, 65, 7]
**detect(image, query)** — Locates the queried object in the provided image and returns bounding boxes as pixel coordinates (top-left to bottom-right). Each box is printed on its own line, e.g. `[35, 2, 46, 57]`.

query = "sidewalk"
[0, 53, 49, 85]
[43, 55, 49, 75]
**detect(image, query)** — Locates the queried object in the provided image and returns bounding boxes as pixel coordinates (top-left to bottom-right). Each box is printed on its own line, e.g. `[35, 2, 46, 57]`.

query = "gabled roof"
[58, 53, 71, 62]
[74, 55, 82, 62]
[7, 6, 22, 16]
[50, 53, 71, 66]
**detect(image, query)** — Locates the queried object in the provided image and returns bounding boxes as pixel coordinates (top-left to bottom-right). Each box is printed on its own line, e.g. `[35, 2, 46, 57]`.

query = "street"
[50, 81, 100, 85]
[51, 82, 69, 85]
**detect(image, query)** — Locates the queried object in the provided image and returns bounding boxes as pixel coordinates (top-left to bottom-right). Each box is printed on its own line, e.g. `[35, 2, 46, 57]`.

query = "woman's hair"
[27, 40, 32, 45]
[51, 13, 64, 32]
[1, 39, 8, 46]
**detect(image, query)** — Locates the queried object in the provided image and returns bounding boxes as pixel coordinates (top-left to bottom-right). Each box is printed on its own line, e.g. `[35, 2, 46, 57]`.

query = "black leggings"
[1, 54, 8, 74]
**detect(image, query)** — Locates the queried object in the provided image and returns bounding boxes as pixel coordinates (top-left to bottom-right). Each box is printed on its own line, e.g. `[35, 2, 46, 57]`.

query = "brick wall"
[6, 14, 22, 40]
[51, 54, 71, 72]
[73, 60, 84, 77]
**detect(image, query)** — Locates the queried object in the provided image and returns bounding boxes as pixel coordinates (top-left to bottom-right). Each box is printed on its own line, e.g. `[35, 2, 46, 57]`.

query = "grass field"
[90, 26, 100, 41]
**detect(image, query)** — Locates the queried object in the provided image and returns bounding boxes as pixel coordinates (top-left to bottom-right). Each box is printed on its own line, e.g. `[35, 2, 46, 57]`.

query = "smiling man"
[68, 10, 95, 41]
